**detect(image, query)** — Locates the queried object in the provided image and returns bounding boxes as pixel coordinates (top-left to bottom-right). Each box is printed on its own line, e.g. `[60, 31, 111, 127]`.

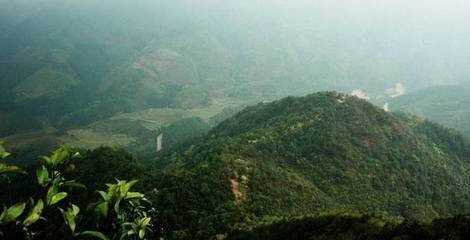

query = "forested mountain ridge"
[154, 92, 470, 238]
[3, 92, 470, 239]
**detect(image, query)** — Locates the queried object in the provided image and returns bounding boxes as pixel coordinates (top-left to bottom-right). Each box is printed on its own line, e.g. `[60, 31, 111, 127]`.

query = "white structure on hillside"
[383, 102, 390, 112]
[156, 132, 163, 152]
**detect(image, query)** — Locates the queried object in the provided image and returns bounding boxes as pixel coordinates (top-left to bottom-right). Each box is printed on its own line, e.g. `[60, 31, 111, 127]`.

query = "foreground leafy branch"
[0, 142, 154, 240]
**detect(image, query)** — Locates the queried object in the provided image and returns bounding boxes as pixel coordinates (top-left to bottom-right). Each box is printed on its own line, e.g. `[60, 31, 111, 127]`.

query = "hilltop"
[154, 92, 470, 238]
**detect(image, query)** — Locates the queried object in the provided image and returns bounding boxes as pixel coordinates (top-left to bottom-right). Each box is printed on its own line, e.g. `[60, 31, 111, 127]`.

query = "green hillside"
[154, 92, 470, 238]
[3, 92, 470, 239]
[389, 84, 470, 137]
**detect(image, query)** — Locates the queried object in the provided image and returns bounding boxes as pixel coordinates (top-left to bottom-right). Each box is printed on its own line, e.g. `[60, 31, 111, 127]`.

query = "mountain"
[388, 84, 470, 137]
[3, 91, 470, 239]
[154, 91, 470, 238]
[3, 0, 470, 140]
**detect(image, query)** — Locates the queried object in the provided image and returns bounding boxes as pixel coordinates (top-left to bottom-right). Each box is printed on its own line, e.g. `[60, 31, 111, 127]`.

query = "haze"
[1, 0, 470, 139]
[2, 0, 470, 98]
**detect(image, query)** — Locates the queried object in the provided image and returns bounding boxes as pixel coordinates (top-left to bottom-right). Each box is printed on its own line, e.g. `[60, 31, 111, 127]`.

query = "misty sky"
[2, 0, 470, 99]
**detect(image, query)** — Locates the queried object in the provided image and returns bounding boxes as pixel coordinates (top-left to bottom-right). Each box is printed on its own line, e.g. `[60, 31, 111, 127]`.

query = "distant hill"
[155, 92, 470, 238]
[3, 0, 470, 138]
[388, 84, 470, 137]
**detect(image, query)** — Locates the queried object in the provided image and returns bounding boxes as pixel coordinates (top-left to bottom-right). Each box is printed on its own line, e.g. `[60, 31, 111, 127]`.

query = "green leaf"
[40, 155, 54, 165]
[97, 191, 108, 201]
[105, 183, 119, 201]
[121, 180, 139, 197]
[61, 204, 80, 233]
[23, 199, 44, 226]
[62, 180, 87, 189]
[0, 202, 26, 223]
[141, 217, 151, 227]
[50, 145, 71, 165]
[0, 206, 5, 222]
[124, 192, 144, 200]
[125, 229, 137, 239]
[114, 198, 121, 214]
[121, 222, 134, 228]
[139, 229, 145, 239]
[72, 204, 80, 215]
[50, 192, 68, 206]
[46, 186, 58, 205]
[95, 202, 109, 218]
[0, 142, 11, 159]
[0, 164, 26, 175]
[67, 214, 76, 233]
[36, 165, 49, 186]
[79, 231, 109, 240]
[72, 152, 81, 159]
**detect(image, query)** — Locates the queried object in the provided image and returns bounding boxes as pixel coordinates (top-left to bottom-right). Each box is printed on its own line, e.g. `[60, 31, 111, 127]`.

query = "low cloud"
[383, 102, 389, 112]
[386, 83, 406, 98]
[351, 89, 370, 100]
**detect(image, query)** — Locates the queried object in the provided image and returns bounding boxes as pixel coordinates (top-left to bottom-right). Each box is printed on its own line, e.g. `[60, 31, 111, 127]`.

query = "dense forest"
[3, 92, 470, 239]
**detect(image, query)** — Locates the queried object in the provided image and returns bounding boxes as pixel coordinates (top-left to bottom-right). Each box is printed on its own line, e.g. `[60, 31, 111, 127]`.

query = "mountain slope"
[155, 92, 470, 238]
[388, 84, 470, 137]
